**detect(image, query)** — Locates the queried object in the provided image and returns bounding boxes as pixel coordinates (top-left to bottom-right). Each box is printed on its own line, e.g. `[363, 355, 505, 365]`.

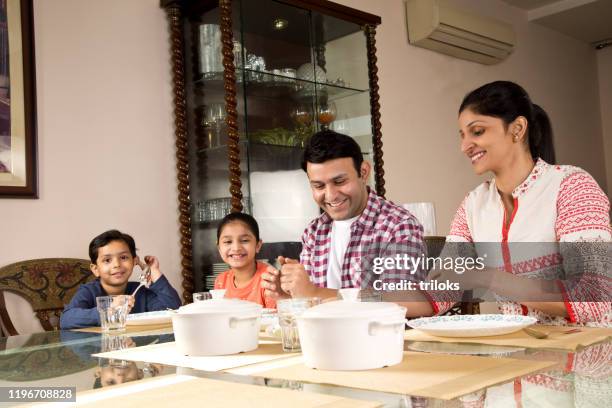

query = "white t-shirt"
[326, 216, 359, 289]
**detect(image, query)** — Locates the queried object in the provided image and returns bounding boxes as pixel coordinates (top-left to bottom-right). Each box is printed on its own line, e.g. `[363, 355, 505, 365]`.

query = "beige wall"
[0, 0, 609, 333]
[0, 0, 180, 333]
[597, 47, 612, 198]
[334, 0, 607, 233]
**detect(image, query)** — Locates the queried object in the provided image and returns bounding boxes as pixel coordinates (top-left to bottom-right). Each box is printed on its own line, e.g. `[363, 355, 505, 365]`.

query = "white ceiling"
[501, 0, 561, 10]
[501, 0, 612, 44]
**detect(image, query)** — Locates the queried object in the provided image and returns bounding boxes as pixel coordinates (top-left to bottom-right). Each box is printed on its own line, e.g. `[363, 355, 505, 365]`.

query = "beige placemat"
[71, 375, 382, 407]
[237, 352, 556, 400]
[404, 325, 612, 351]
[93, 341, 298, 372]
[73, 322, 173, 334]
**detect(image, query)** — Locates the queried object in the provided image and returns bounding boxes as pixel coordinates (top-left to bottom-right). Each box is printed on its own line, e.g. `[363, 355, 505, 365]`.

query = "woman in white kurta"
[428, 81, 611, 326]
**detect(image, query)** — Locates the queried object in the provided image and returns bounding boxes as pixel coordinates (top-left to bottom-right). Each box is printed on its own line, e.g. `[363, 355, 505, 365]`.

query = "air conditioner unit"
[405, 0, 515, 65]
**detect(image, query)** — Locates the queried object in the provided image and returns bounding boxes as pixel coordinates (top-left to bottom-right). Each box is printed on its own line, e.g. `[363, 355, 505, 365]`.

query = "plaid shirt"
[300, 188, 427, 288]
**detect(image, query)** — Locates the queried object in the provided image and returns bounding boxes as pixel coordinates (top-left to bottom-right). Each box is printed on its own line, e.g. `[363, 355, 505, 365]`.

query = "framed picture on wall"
[0, 0, 36, 198]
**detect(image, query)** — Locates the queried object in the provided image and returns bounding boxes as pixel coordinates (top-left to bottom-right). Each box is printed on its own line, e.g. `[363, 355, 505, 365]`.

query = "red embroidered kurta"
[431, 159, 611, 325]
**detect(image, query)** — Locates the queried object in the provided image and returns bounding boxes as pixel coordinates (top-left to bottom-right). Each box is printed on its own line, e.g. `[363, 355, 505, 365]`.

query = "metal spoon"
[523, 327, 581, 339]
[131, 265, 151, 297]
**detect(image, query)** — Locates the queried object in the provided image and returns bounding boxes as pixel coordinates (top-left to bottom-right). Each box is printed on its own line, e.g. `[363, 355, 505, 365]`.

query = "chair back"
[0, 258, 94, 335]
[424, 236, 446, 259]
[423, 236, 480, 315]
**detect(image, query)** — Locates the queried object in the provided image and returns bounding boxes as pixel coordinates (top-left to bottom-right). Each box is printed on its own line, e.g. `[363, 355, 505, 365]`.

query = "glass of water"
[193, 292, 212, 302]
[96, 295, 129, 332]
[277, 297, 321, 352]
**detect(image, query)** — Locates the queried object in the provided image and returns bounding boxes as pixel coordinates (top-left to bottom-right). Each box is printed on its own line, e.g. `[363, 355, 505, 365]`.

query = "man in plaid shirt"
[262, 131, 428, 302]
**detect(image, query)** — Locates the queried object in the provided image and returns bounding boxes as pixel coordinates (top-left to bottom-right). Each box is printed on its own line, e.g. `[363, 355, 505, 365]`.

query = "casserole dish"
[172, 298, 262, 356]
[297, 300, 406, 370]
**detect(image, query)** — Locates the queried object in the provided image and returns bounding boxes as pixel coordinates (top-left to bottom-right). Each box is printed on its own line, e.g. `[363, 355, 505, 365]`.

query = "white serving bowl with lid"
[172, 298, 262, 356]
[296, 300, 406, 370]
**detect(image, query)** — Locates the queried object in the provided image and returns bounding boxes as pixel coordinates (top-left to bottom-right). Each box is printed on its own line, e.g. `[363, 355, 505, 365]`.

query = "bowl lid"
[301, 300, 405, 319]
[178, 298, 262, 315]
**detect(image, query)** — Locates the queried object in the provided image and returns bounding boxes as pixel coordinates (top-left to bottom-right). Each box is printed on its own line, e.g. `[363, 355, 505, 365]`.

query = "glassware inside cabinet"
[169, 0, 383, 292]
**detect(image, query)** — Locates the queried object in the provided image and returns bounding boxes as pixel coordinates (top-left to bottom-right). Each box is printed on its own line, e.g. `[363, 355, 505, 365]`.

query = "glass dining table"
[0, 327, 610, 407]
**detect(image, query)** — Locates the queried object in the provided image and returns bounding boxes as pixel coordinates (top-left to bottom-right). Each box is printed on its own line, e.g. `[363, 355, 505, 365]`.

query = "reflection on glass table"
[0, 329, 176, 392]
[0, 328, 609, 406]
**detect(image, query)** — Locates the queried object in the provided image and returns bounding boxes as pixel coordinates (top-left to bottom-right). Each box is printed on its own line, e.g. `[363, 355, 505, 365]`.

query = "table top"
[0, 328, 610, 407]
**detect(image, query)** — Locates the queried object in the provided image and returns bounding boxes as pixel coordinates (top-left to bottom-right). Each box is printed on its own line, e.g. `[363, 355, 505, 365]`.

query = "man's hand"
[261, 263, 290, 300]
[279, 256, 317, 298]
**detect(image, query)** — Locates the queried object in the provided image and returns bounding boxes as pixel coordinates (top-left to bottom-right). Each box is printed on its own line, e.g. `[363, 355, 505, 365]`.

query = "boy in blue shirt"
[60, 230, 182, 329]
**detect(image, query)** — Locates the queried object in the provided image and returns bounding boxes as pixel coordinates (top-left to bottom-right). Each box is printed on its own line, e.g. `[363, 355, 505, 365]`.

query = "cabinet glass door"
[182, 0, 377, 291]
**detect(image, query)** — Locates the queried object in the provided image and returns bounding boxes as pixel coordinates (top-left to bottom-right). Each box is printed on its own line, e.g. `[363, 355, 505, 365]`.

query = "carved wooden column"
[164, 3, 194, 303]
[364, 24, 385, 198]
[219, 0, 243, 212]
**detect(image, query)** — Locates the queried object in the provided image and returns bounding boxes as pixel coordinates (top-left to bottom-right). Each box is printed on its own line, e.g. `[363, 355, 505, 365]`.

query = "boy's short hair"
[89, 230, 137, 263]
[301, 130, 364, 174]
[217, 212, 260, 242]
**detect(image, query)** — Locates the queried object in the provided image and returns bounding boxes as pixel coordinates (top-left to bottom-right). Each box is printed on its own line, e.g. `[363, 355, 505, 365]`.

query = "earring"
[513, 134, 519, 141]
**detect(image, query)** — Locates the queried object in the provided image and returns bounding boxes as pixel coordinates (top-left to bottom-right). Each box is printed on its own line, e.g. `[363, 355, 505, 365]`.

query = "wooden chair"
[0, 258, 94, 336]
[423, 236, 480, 315]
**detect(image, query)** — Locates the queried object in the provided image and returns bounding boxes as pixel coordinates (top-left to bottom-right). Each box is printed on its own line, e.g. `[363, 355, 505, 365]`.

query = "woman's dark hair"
[88, 230, 137, 264]
[302, 130, 364, 173]
[216, 212, 260, 242]
[459, 81, 556, 164]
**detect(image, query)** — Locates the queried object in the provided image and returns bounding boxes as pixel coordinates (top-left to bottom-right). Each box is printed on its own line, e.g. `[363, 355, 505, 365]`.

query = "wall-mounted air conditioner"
[405, 0, 515, 65]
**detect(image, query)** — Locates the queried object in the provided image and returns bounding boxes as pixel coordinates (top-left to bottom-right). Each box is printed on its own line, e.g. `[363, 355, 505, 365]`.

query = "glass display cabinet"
[160, 0, 385, 302]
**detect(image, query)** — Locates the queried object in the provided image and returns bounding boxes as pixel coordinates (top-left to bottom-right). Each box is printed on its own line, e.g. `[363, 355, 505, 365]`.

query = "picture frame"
[0, 0, 37, 198]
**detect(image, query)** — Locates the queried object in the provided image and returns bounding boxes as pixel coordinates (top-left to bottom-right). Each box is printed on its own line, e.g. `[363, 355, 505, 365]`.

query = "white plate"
[126, 310, 174, 326]
[407, 314, 537, 337]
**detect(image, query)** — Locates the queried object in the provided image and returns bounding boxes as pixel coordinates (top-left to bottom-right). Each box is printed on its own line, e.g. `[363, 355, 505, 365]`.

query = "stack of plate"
[204, 262, 228, 290]
[203, 259, 269, 290]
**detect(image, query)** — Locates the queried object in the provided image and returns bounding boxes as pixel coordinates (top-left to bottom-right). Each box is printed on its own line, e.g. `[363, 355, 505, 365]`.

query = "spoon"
[131, 265, 151, 297]
[523, 327, 581, 339]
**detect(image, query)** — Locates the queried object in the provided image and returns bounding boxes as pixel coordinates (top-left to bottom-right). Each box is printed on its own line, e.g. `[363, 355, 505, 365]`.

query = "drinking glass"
[337, 288, 382, 302]
[101, 333, 133, 353]
[199, 24, 222, 78]
[204, 104, 226, 147]
[96, 295, 129, 332]
[193, 292, 212, 302]
[317, 102, 337, 130]
[277, 297, 321, 352]
[291, 105, 313, 126]
[291, 105, 314, 147]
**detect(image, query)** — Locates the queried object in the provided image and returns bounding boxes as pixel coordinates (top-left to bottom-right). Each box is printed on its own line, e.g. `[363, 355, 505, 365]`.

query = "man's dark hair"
[301, 130, 363, 173]
[88, 229, 137, 264]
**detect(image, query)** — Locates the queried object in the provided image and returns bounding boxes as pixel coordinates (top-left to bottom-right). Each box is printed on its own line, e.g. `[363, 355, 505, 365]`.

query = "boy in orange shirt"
[214, 213, 276, 308]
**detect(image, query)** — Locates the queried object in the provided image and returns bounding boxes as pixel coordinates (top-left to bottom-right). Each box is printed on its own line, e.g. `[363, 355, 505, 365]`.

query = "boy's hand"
[142, 255, 162, 283]
[127, 295, 135, 313]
